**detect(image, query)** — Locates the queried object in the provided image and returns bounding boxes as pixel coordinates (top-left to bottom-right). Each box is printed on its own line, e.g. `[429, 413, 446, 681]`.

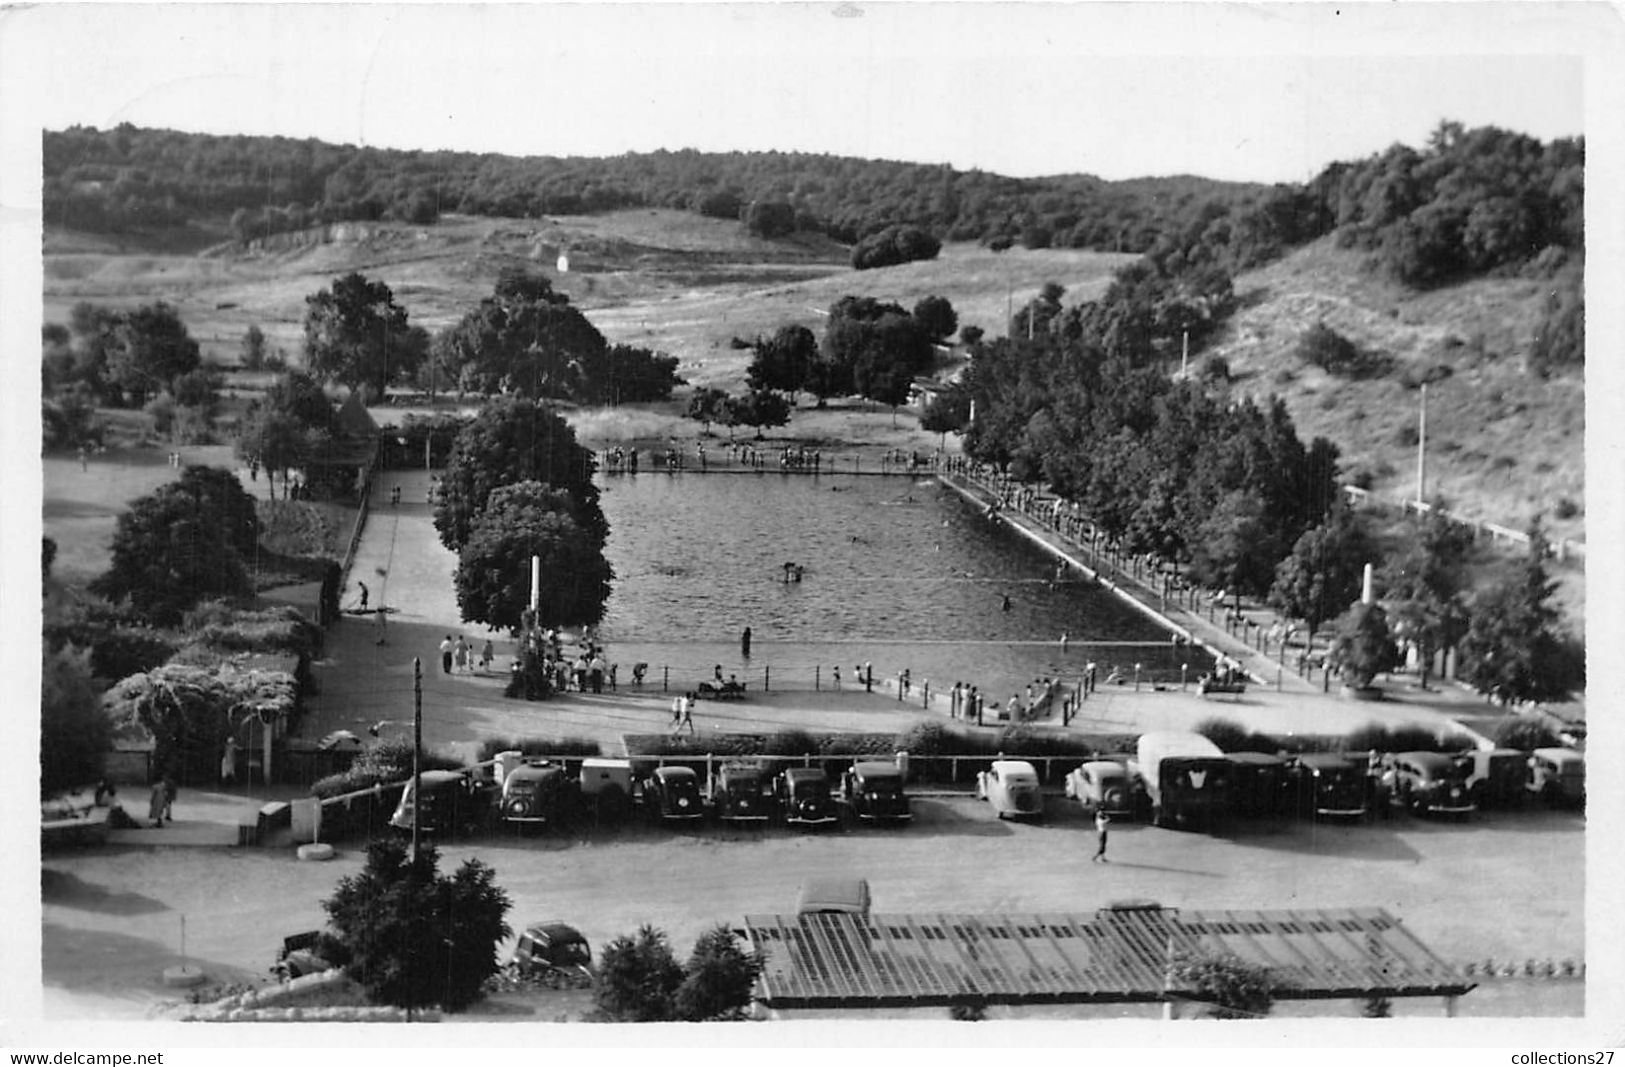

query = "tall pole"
[412, 657, 423, 864]
[1416, 381, 1427, 506]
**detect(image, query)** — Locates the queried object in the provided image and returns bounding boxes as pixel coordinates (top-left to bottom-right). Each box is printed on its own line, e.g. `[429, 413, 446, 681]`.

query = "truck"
[1130, 731, 1231, 831]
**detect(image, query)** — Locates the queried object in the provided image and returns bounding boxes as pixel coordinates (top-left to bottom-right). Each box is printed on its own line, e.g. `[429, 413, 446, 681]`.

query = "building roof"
[741, 906, 1472, 1009]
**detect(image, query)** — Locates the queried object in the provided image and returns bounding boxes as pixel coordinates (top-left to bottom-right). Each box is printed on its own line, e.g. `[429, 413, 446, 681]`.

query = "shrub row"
[311, 739, 462, 799]
[474, 736, 604, 763]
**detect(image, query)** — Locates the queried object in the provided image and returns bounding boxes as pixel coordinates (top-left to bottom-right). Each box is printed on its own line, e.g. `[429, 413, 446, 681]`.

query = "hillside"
[1207, 237, 1584, 550]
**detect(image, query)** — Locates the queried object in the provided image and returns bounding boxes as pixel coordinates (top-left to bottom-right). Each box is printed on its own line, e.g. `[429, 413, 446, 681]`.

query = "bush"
[1296, 321, 1391, 379]
[1194, 717, 1249, 753]
[474, 736, 602, 763]
[1492, 717, 1560, 752]
[1342, 722, 1392, 755]
[761, 729, 819, 757]
[1385, 725, 1447, 753]
[896, 720, 971, 756]
[181, 601, 322, 658]
[311, 739, 462, 799]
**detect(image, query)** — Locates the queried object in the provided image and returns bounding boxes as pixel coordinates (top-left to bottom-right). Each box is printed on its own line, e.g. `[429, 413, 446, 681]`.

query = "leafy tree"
[235, 371, 338, 499]
[673, 925, 766, 1021]
[90, 481, 254, 626]
[823, 297, 933, 412]
[1379, 503, 1472, 688]
[103, 302, 201, 406]
[578, 343, 684, 404]
[1459, 520, 1576, 704]
[1267, 507, 1377, 646]
[241, 324, 268, 370]
[747, 325, 818, 397]
[686, 387, 731, 435]
[1167, 951, 1275, 1020]
[919, 387, 970, 444]
[1528, 284, 1583, 376]
[726, 388, 792, 440]
[454, 481, 613, 632]
[42, 384, 102, 451]
[437, 271, 608, 400]
[960, 324, 985, 347]
[593, 925, 685, 1022]
[303, 272, 427, 400]
[1187, 490, 1284, 605]
[324, 839, 512, 1014]
[695, 188, 743, 219]
[744, 199, 796, 238]
[433, 398, 604, 552]
[912, 295, 959, 342]
[41, 646, 113, 797]
[175, 465, 262, 558]
[851, 224, 941, 270]
[1327, 601, 1400, 689]
[170, 366, 222, 411]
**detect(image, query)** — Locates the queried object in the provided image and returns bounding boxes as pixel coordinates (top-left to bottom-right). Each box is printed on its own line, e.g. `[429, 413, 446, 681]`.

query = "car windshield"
[793, 780, 830, 799]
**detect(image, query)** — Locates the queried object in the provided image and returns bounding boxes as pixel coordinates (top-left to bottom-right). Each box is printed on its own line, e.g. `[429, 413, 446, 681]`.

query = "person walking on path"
[681, 694, 696, 736]
[221, 737, 238, 785]
[481, 638, 495, 672]
[831, 664, 841, 690]
[440, 635, 454, 674]
[741, 626, 752, 658]
[148, 780, 167, 828]
[161, 774, 178, 825]
[671, 694, 684, 734]
[1092, 810, 1111, 862]
[454, 636, 469, 672]
[357, 581, 369, 611]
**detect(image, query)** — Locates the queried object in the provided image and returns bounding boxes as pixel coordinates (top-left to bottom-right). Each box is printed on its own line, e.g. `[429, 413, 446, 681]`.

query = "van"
[796, 877, 871, 917]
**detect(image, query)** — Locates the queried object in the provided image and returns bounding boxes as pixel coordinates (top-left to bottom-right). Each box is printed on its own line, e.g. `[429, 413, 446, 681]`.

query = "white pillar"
[1416, 381, 1428, 505]
[531, 555, 541, 612]
[1361, 563, 1374, 605]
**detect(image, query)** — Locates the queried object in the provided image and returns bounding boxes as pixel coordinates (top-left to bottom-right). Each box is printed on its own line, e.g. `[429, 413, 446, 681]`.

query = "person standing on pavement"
[1092, 810, 1111, 862]
[357, 581, 369, 611]
[741, 626, 752, 658]
[148, 779, 167, 828]
[161, 774, 178, 825]
[454, 635, 469, 672]
[440, 635, 454, 674]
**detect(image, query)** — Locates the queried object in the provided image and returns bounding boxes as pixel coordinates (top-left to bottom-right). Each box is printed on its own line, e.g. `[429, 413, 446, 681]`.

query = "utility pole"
[412, 656, 423, 864]
[1416, 380, 1428, 506]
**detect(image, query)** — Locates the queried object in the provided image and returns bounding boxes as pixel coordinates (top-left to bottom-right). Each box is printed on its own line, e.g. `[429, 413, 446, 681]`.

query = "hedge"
[474, 736, 603, 763]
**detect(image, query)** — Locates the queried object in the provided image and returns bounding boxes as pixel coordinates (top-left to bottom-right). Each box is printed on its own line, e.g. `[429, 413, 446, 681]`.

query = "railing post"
[663, 665, 669, 692]
[764, 665, 771, 692]
[815, 664, 821, 691]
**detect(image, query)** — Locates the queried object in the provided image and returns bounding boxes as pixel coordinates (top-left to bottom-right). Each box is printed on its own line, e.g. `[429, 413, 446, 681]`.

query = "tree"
[1379, 503, 1472, 687]
[454, 482, 613, 632]
[744, 200, 796, 238]
[593, 925, 685, 1022]
[303, 272, 427, 400]
[1267, 507, 1377, 646]
[103, 302, 201, 406]
[1327, 601, 1400, 690]
[41, 646, 113, 797]
[747, 324, 818, 397]
[673, 925, 766, 1021]
[1459, 520, 1575, 704]
[438, 273, 608, 400]
[235, 371, 338, 499]
[919, 387, 970, 445]
[851, 225, 941, 270]
[175, 465, 262, 558]
[433, 398, 605, 552]
[324, 839, 512, 1014]
[1187, 490, 1284, 605]
[1167, 951, 1275, 1020]
[90, 481, 254, 626]
[241, 324, 268, 370]
[686, 386, 731, 435]
[726, 388, 792, 440]
[912, 295, 959, 342]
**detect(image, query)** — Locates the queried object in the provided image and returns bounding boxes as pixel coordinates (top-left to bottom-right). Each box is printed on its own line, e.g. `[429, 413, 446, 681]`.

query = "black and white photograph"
[4, 0, 1620, 1052]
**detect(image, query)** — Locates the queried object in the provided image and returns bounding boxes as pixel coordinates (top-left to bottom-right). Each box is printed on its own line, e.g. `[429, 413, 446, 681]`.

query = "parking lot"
[40, 792, 1583, 1019]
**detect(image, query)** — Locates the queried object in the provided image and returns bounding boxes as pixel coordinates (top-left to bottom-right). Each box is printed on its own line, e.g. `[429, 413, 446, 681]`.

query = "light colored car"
[1064, 760, 1135, 816]
[976, 759, 1044, 820]
[796, 877, 871, 916]
[1527, 747, 1585, 808]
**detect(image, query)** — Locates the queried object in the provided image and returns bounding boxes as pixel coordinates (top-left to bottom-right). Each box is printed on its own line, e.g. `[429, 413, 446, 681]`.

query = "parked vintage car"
[644, 765, 705, 822]
[1063, 759, 1135, 816]
[389, 769, 497, 837]
[711, 762, 775, 823]
[1527, 747, 1585, 808]
[578, 757, 636, 819]
[1465, 748, 1528, 810]
[777, 767, 840, 827]
[500, 760, 573, 826]
[842, 761, 912, 822]
[1288, 753, 1368, 819]
[796, 877, 871, 916]
[272, 930, 340, 981]
[1131, 732, 1230, 831]
[1389, 751, 1475, 817]
[977, 759, 1044, 820]
[511, 921, 593, 983]
[1226, 752, 1291, 818]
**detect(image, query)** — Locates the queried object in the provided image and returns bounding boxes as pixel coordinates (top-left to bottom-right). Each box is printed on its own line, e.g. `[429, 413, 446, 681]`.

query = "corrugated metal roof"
[743, 906, 1472, 1009]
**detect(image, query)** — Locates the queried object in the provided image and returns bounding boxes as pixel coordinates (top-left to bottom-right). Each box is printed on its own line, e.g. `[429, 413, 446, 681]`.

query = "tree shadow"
[42, 869, 171, 916]
[1102, 861, 1224, 879]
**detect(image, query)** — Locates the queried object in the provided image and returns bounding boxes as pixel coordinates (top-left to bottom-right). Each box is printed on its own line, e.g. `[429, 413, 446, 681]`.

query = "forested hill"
[43, 124, 1267, 252]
